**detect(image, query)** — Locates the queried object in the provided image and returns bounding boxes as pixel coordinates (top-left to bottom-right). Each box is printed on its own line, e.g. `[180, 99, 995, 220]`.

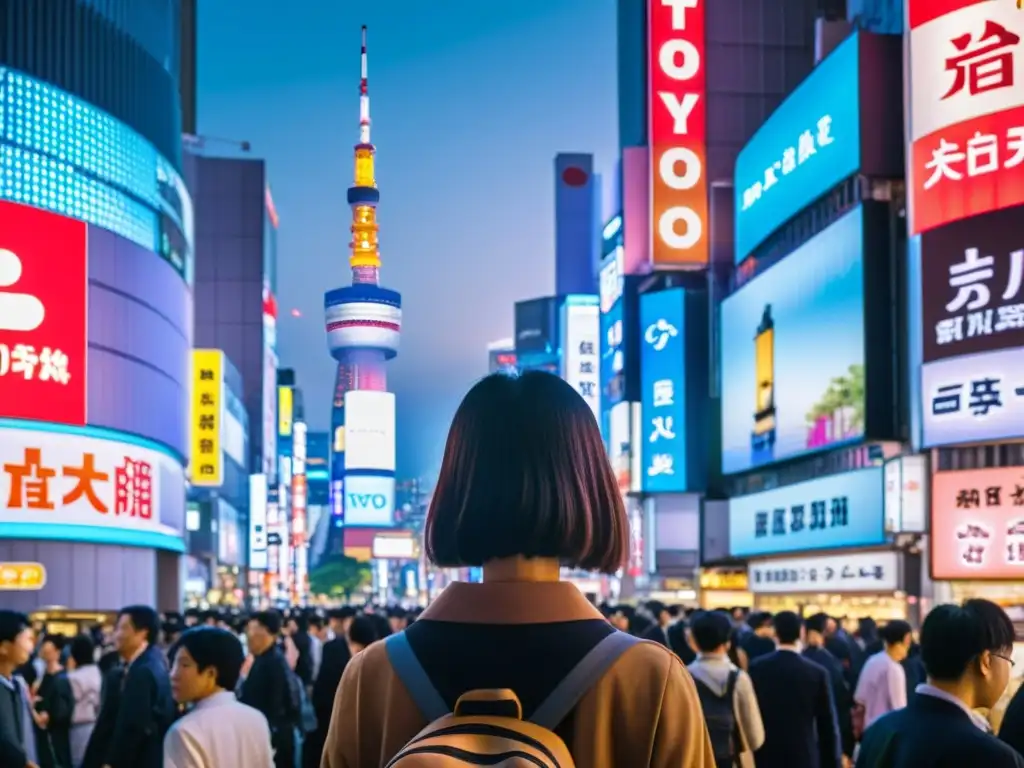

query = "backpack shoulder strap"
[529, 631, 640, 730]
[725, 669, 739, 699]
[384, 633, 449, 722]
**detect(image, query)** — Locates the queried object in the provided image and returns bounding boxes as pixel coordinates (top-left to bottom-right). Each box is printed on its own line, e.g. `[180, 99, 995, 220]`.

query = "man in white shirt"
[165, 627, 274, 768]
[854, 618, 913, 729]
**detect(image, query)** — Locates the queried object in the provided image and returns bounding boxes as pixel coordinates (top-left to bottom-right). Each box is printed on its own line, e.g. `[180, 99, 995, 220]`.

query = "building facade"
[0, 0, 192, 612]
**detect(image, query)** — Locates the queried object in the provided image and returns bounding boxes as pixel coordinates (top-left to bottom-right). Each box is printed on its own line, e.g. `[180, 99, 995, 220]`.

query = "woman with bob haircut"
[322, 371, 714, 767]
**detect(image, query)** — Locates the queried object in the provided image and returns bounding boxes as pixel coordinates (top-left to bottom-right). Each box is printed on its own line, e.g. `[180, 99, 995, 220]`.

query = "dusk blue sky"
[197, 1, 619, 479]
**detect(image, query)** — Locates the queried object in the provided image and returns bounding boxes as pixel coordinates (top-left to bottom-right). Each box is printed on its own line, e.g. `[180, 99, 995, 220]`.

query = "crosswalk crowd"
[3, 372, 1024, 767]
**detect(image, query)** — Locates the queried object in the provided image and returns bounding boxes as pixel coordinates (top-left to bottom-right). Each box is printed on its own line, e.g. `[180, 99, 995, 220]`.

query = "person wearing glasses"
[856, 599, 1024, 768]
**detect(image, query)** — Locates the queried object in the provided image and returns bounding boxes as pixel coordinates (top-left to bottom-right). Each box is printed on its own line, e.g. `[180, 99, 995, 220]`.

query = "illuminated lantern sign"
[647, 0, 708, 266]
[0, 201, 88, 426]
[908, 0, 1024, 235]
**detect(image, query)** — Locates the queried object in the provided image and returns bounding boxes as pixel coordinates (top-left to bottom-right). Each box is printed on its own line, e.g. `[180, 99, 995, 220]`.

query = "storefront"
[728, 466, 915, 619]
[748, 550, 909, 621]
[698, 569, 752, 610]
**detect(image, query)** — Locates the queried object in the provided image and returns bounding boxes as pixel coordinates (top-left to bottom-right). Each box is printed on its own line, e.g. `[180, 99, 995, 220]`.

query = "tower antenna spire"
[359, 25, 370, 144]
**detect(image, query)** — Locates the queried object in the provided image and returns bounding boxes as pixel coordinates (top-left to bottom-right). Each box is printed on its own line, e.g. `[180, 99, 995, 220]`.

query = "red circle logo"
[562, 167, 588, 187]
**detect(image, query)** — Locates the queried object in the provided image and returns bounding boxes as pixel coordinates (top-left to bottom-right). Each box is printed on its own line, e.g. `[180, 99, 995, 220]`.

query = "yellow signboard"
[0, 562, 46, 590]
[278, 386, 293, 437]
[334, 425, 345, 453]
[699, 571, 749, 591]
[191, 349, 223, 487]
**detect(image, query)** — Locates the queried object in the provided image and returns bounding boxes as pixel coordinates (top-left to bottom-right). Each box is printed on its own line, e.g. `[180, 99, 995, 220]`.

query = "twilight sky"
[197, 0, 619, 479]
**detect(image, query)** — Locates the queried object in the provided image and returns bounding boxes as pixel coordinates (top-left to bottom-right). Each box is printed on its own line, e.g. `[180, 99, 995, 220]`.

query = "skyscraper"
[324, 27, 401, 543]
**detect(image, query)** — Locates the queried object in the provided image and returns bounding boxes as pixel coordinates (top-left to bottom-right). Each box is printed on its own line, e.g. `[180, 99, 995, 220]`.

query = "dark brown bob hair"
[424, 370, 629, 573]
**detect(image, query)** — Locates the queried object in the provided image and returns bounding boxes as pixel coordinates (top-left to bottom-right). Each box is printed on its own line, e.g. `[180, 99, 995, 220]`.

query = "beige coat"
[321, 580, 716, 767]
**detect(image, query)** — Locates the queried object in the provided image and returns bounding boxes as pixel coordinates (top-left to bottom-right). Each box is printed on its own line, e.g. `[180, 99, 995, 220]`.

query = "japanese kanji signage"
[908, 0, 1024, 235]
[647, 0, 708, 265]
[920, 208, 1024, 362]
[921, 345, 1024, 446]
[190, 349, 223, 487]
[728, 467, 886, 558]
[561, 297, 601, 423]
[640, 288, 687, 493]
[749, 551, 899, 594]
[0, 201, 87, 426]
[0, 427, 182, 551]
[931, 466, 1024, 579]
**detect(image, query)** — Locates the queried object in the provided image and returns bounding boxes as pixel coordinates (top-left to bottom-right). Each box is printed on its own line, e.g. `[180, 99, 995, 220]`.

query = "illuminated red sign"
[0, 202, 87, 426]
[647, 0, 708, 266]
[908, 0, 1024, 235]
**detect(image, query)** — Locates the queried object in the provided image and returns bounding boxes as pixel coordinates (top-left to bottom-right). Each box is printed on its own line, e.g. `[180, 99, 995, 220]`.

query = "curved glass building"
[0, 0, 192, 614]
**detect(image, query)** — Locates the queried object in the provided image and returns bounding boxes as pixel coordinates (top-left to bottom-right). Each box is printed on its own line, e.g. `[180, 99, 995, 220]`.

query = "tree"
[309, 556, 371, 600]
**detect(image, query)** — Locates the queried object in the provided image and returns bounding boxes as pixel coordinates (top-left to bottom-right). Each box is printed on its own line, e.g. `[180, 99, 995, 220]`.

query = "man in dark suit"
[858, 600, 1024, 767]
[748, 611, 841, 768]
[242, 611, 297, 768]
[742, 612, 777, 663]
[805, 613, 855, 762]
[82, 605, 175, 768]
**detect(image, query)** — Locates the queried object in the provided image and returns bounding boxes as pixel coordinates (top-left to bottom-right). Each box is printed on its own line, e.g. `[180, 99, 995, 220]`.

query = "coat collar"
[419, 580, 607, 624]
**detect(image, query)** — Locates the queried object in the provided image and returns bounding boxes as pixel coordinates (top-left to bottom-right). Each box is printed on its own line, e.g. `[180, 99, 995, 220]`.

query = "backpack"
[383, 630, 639, 767]
[692, 669, 740, 768]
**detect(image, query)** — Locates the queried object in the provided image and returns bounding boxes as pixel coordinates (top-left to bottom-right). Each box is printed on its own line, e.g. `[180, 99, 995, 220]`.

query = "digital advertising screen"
[343, 390, 396, 472]
[640, 288, 687, 493]
[728, 467, 886, 558]
[733, 33, 861, 261]
[515, 297, 558, 356]
[0, 201, 88, 427]
[0, 424, 185, 551]
[721, 206, 865, 475]
[931, 466, 1024, 579]
[919, 207, 1024, 364]
[190, 350, 223, 487]
[344, 474, 395, 527]
[921, 346, 1024, 447]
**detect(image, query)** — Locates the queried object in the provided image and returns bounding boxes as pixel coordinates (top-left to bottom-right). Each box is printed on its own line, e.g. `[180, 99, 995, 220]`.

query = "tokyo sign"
[647, 0, 708, 266]
[908, 0, 1024, 235]
[0, 201, 87, 426]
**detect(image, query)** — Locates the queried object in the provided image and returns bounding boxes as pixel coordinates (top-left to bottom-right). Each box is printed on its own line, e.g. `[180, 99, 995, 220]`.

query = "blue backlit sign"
[599, 248, 626, 413]
[640, 288, 687, 493]
[728, 467, 885, 558]
[733, 34, 861, 261]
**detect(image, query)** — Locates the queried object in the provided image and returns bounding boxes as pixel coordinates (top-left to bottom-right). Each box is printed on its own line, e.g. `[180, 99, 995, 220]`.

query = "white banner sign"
[0, 427, 182, 549]
[561, 300, 601, 421]
[344, 391, 396, 472]
[249, 474, 268, 570]
[372, 534, 416, 560]
[748, 551, 900, 594]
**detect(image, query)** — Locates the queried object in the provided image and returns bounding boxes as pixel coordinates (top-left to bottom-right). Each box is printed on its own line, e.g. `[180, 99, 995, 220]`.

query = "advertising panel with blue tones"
[599, 247, 626, 411]
[640, 288, 687, 493]
[344, 474, 395, 527]
[721, 207, 865, 475]
[733, 34, 861, 261]
[729, 467, 885, 558]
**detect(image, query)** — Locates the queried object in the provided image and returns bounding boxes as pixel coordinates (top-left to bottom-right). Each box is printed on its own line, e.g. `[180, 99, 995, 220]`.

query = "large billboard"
[728, 467, 886, 558]
[514, 297, 558, 356]
[647, 0, 708, 266]
[921, 346, 1024, 446]
[931, 466, 1024, 579]
[640, 288, 687, 492]
[344, 474, 395, 527]
[0, 425, 185, 551]
[721, 207, 865, 474]
[0, 201, 88, 426]
[560, 296, 600, 422]
[920, 207, 1024, 363]
[907, 0, 1024, 236]
[343, 390, 396, 472]
[734, 35, 861, 261]
[190, 350, 223, 487]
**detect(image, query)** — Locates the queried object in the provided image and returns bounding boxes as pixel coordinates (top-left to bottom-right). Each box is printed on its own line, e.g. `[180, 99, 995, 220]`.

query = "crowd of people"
[1, 371, 1024, 767]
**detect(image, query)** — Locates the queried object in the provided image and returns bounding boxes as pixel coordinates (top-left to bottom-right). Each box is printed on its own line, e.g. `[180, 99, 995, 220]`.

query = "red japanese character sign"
[0, 428, 177, 546]
[0, 201, 87, 425]
[909, 1, 1024, 235]
[932, 466, 1024, 578]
